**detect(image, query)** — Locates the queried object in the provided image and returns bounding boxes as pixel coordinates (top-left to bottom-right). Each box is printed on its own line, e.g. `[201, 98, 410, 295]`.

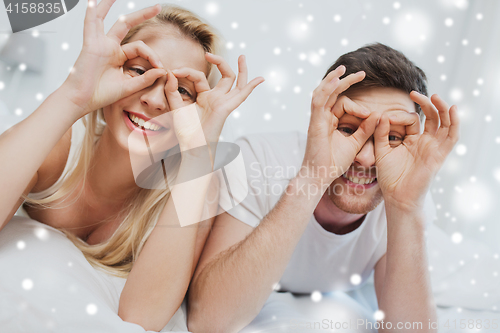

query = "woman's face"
[103, 24, 208, 157]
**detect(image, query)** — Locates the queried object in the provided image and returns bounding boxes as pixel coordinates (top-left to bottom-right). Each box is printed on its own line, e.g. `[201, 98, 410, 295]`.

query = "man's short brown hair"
[324, 43, 427, 115]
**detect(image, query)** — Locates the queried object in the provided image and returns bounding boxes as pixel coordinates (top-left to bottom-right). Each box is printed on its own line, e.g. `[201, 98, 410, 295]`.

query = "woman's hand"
[166, 54, 264, 145]
[62, 0, 166, 117]
[374, 92, 460, 211]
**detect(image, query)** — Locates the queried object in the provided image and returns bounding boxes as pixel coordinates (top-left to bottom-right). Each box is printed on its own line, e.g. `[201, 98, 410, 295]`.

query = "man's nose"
[140, 80, 169, 113]
[353, 137, 376, 168]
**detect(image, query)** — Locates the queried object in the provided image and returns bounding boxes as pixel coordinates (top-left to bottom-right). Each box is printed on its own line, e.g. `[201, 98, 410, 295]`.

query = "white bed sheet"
[240, 224, 500, 333]
[240, 294, 500, 333]
[0, 216, 190, 333]
[1, 216, 499, 333]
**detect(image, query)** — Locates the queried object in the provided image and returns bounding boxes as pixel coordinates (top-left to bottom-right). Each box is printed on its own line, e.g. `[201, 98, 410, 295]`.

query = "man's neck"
[313, 193, 366, 235]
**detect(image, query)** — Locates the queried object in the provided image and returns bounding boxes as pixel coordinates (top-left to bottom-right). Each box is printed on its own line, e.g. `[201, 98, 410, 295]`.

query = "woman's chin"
[126, 136, 178, 158]
[105, 118, 178, 157]
[126, 137, 156, 157]
[127, 126, 178, 152]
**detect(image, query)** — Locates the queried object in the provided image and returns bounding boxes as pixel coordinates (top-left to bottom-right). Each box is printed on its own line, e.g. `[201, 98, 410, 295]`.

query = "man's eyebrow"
[386, 104, 415, 113]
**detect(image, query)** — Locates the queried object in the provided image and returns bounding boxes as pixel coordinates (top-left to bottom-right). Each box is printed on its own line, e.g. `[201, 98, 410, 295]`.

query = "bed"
[0, 216, 188, 333]
[0, 215, 499, 332]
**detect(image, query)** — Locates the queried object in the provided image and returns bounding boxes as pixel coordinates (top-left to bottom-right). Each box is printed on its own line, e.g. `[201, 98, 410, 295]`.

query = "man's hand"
[374, 92, 460, 211]
[302, 66, 379, 188]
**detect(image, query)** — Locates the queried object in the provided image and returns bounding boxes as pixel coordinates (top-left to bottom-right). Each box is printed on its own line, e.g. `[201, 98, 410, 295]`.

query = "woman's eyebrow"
[125, 57, 154, 67]
[176, 77, 197, 91]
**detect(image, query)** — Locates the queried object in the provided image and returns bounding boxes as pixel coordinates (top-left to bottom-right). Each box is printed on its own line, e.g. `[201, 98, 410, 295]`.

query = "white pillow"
[0, 216, 189, 332]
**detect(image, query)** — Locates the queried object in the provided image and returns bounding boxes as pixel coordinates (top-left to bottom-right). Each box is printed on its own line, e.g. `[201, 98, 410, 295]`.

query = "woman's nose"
[353, 137, 376, 168]
[140, 82, 168, 113]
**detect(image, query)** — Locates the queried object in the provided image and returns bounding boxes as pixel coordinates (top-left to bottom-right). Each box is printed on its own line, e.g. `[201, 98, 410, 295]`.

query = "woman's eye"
[339, 127, 355, 136]
[129, 67, 146, 76]
[178, 87, 193, 99]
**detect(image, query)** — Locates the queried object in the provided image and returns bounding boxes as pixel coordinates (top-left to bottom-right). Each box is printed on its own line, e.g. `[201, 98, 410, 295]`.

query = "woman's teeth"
[128, 113, 161, 131]
[342, 173, 376, 185]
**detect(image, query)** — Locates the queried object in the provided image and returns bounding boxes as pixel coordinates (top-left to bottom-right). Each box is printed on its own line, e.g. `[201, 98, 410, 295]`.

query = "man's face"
[326, 86, 417, 214]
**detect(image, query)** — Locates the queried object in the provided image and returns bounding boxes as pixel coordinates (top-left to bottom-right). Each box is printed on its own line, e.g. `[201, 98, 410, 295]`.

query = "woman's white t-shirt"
[226, 131, 436, 293]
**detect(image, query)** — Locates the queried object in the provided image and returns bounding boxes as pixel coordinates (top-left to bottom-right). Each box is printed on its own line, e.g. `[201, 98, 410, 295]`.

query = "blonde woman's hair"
[23, 4, 222, 278]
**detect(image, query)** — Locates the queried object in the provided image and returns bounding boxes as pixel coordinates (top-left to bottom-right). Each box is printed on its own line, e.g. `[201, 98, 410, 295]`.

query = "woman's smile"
[123, 110, 167, 136]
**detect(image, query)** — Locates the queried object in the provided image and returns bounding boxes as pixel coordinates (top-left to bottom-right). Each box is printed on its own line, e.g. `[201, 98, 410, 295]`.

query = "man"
[187, 43, 460, 332]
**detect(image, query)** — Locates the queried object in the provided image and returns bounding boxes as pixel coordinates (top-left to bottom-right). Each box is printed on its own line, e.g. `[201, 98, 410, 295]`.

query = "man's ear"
[415, 103, 426, 125]
[418, 110, 425, 134]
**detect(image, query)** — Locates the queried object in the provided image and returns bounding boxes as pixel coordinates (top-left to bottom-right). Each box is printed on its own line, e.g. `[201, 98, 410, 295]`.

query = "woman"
[0, 0, 263, 330]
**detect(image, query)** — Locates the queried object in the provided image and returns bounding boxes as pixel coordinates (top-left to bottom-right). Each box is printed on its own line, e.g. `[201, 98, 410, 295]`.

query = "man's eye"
[129, 67, 146, 76]
[339, 127, 355, 136]
[389, 134, 404, 147]
[178, 87, 193, 99]
[389, 134, 403, 141]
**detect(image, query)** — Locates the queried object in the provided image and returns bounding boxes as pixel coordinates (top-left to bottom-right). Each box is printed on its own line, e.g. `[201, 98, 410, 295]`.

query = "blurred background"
[0, 0, 499, 255]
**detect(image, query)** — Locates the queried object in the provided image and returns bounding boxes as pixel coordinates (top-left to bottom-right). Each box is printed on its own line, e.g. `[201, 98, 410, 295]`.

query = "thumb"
[123, 68, 166, 96]
[374, 113, 391, 157]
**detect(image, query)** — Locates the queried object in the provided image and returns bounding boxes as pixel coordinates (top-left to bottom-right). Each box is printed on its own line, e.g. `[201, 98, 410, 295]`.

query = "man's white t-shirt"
[226, 131, 437, 293]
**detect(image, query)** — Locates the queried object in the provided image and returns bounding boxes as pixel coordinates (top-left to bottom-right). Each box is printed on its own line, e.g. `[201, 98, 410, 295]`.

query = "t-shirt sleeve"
[225, 136, 272, 228]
